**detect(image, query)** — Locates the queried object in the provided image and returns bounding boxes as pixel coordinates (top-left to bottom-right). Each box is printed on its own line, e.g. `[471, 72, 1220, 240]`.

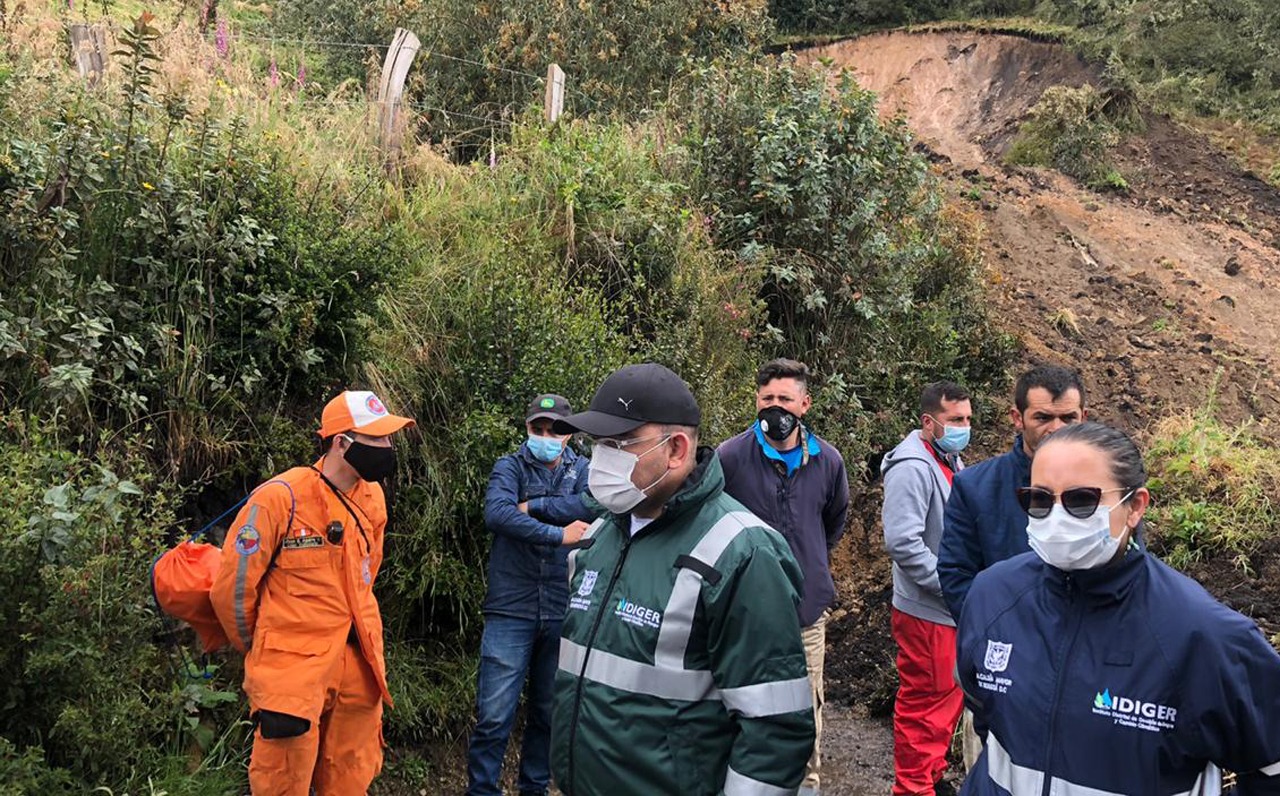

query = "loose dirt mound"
[801, 30, 1280, 794]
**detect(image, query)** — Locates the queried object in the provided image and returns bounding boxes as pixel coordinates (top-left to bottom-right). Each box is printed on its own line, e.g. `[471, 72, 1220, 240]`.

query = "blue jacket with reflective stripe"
[481, 443, 593, 620]
[957, 545, 1280, 796]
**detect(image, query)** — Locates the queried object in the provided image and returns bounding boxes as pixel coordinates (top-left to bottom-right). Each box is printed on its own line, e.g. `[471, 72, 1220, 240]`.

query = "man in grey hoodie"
[880, 382, 972, 796]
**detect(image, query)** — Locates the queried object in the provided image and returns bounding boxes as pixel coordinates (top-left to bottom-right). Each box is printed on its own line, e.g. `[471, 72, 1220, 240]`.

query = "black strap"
[674, 554, 722, 586]
[309, 465, 372, 552]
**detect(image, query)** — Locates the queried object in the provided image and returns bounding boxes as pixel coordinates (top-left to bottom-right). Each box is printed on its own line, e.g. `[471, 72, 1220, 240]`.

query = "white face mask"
[1027, 492, 1133, 571]
[588, 435, 671, 514]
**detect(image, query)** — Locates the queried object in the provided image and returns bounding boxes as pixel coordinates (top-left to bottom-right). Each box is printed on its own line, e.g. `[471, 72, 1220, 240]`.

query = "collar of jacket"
[611, 446, 723, 533]
[1043, 528, 1148, 606]
[752, 422, 820, 472]
[1011, 433, 1032, 479]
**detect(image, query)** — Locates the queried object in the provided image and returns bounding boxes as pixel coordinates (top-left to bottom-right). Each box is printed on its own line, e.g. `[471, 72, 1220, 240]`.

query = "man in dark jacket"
[718, 358, 849, 796]
[551, 363, 814, 796]
[936, 365, 1086, 767]
[465, 394, 595, 796]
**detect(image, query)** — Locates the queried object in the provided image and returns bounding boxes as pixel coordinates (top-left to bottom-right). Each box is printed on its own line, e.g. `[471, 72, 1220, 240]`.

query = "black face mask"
[757, 406, 800, 442]
[342, 439, 397, 482]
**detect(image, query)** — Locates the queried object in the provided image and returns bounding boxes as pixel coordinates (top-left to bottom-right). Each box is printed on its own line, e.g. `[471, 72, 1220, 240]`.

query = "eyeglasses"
[1016, 486, 1132, 519]
[592, 433, 671, 451]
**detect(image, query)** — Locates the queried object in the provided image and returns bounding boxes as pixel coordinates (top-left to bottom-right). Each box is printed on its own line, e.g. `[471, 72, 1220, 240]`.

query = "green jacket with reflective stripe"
[551, 449, 815, 796]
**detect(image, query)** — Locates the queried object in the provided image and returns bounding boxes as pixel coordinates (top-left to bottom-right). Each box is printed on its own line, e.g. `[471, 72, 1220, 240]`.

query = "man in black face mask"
[717, 358, 850, 796]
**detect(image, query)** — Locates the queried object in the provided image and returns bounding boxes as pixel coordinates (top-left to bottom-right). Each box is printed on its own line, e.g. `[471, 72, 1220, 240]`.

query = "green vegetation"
[1145, 401, 1280, 572]
[1005, 84, 1132, 190]
[0, 1, 1012, 789]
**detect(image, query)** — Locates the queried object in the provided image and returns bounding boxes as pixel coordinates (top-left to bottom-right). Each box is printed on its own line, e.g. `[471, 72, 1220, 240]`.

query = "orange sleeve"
[210, 481, 294, 652]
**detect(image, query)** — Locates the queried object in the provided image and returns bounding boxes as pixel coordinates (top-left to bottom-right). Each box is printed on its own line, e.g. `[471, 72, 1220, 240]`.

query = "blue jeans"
[465, 614, 560, 796]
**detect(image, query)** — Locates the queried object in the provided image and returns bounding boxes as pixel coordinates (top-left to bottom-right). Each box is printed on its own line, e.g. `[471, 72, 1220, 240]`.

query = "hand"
[560, 520, 590, 546]
[518, 501, 530, 514]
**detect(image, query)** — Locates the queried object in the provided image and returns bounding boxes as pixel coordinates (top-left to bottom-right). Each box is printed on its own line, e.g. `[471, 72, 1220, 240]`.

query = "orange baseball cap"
[319, 390, 415, 438]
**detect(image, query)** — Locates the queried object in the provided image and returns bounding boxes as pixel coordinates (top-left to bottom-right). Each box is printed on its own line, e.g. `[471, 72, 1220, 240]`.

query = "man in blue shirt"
[465, 394, 595, 796]
[718, 358, 849, 796]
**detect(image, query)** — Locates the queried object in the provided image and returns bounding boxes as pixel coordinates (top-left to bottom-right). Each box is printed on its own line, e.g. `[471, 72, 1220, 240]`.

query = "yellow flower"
[141, 182, 155, 191]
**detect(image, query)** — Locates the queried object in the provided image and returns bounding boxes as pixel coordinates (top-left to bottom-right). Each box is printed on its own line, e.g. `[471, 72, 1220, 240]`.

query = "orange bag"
[152, 481, 294, 653]
[152, 540, 229, 652]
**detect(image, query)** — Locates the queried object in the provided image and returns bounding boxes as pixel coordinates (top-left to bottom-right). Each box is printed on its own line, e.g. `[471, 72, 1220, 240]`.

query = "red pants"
[891, 608, 963, 796]
[249, 642, 384, 795]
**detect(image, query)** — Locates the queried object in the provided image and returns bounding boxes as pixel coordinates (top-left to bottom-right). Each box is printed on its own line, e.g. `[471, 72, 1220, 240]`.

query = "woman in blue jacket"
[957, 422, 1280, 796]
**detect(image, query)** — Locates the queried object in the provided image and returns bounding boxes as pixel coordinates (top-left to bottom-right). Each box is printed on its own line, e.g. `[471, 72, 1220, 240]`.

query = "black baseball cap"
[526, 394, 572, 423]
[553, 363, 701, 437]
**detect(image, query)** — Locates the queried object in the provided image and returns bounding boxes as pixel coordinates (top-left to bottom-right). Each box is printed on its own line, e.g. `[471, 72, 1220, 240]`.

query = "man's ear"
[1008, 406, 1023, 431]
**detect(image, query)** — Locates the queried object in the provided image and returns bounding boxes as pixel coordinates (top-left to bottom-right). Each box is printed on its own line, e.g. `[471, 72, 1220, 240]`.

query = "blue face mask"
[933, 423, 970, 454]
[527, 435, 565, 463]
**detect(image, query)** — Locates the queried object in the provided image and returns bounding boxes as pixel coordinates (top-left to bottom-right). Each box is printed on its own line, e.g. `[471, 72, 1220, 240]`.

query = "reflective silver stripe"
[233, 504, 260, 650]
[1262, 760, 1280, 777]
[567, 518, 606, 584]
[559, 638, 717, 702]
[986, 733, 1044, 796]
[721, 676, 812, 717]
[722, 766, 795, 796]
[1173, 763, 1223, 796]
[653, 511, 755, 668]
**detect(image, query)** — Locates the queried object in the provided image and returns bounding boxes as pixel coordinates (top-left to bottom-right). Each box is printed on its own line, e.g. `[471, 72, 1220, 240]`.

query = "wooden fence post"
[69, 24, 107, 87]
[544, 63, 565, 124]
[377, 28, 421, 158]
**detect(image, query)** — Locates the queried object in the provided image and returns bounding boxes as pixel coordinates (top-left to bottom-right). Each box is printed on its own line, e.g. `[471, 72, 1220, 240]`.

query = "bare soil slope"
[798, 30, 1280, 795]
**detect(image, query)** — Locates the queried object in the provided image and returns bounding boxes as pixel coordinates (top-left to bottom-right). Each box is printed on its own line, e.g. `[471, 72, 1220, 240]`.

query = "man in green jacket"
[550, 363, 816, 796]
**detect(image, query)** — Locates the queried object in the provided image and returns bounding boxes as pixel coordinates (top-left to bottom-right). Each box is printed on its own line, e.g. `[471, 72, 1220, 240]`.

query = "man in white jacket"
[880, 382, 972, 796]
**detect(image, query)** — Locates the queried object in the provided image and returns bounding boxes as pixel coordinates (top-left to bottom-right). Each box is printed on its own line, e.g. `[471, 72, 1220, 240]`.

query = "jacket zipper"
[1041, 576, 1084, 796]
[565, 533, 633, 795]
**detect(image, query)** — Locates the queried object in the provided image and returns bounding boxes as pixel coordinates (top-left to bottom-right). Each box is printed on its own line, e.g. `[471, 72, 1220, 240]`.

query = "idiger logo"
[366, 394, 387, 416]
[614, 597, 662, 629]
[1092, 688, 1177, 733]
[569, 571, 598, 612]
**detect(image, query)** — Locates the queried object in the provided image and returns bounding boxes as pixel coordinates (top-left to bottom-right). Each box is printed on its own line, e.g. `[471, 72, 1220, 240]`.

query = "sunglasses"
[1016, 486, 1132, 520]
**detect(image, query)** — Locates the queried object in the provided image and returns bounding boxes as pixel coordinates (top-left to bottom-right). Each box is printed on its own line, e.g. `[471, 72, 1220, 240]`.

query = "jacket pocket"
[666, 725, 715, 796]
[262, 632, 332, 657]
[276, 548, 335, 597]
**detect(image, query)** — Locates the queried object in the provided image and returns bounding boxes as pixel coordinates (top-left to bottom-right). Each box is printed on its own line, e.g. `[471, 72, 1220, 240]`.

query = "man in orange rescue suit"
[211, 390, 415, 795]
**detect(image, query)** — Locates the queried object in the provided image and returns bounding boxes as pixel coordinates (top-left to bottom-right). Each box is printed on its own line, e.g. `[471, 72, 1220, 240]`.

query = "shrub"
[1005, 84, 1131, 190]
[671, 55, 1013, 456]
[0, 415, 248, 791]
[1144, 404, 1280, 571]
[0, 14, 406, 485]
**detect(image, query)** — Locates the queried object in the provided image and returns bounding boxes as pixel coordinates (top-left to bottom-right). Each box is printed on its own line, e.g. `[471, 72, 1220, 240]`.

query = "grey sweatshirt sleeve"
[882, 460, 942, 598]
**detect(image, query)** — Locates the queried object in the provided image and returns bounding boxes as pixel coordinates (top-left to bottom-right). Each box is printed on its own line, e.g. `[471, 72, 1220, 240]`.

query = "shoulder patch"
[234, 526, 261, 555]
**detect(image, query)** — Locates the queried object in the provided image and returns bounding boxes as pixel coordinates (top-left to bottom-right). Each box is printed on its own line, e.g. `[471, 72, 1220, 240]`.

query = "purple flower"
[268, 58, 279, 88]
[215, 18, 229, 58]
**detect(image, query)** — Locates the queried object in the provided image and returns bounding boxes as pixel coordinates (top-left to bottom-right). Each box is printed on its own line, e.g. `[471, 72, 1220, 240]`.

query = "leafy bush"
[0, 416, 247, 791]
[672, 55, 1013, 454]
[1005, 84, 1130, 190]
[0, 15, 405, 484]
[1144, 406, 1280, 571]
